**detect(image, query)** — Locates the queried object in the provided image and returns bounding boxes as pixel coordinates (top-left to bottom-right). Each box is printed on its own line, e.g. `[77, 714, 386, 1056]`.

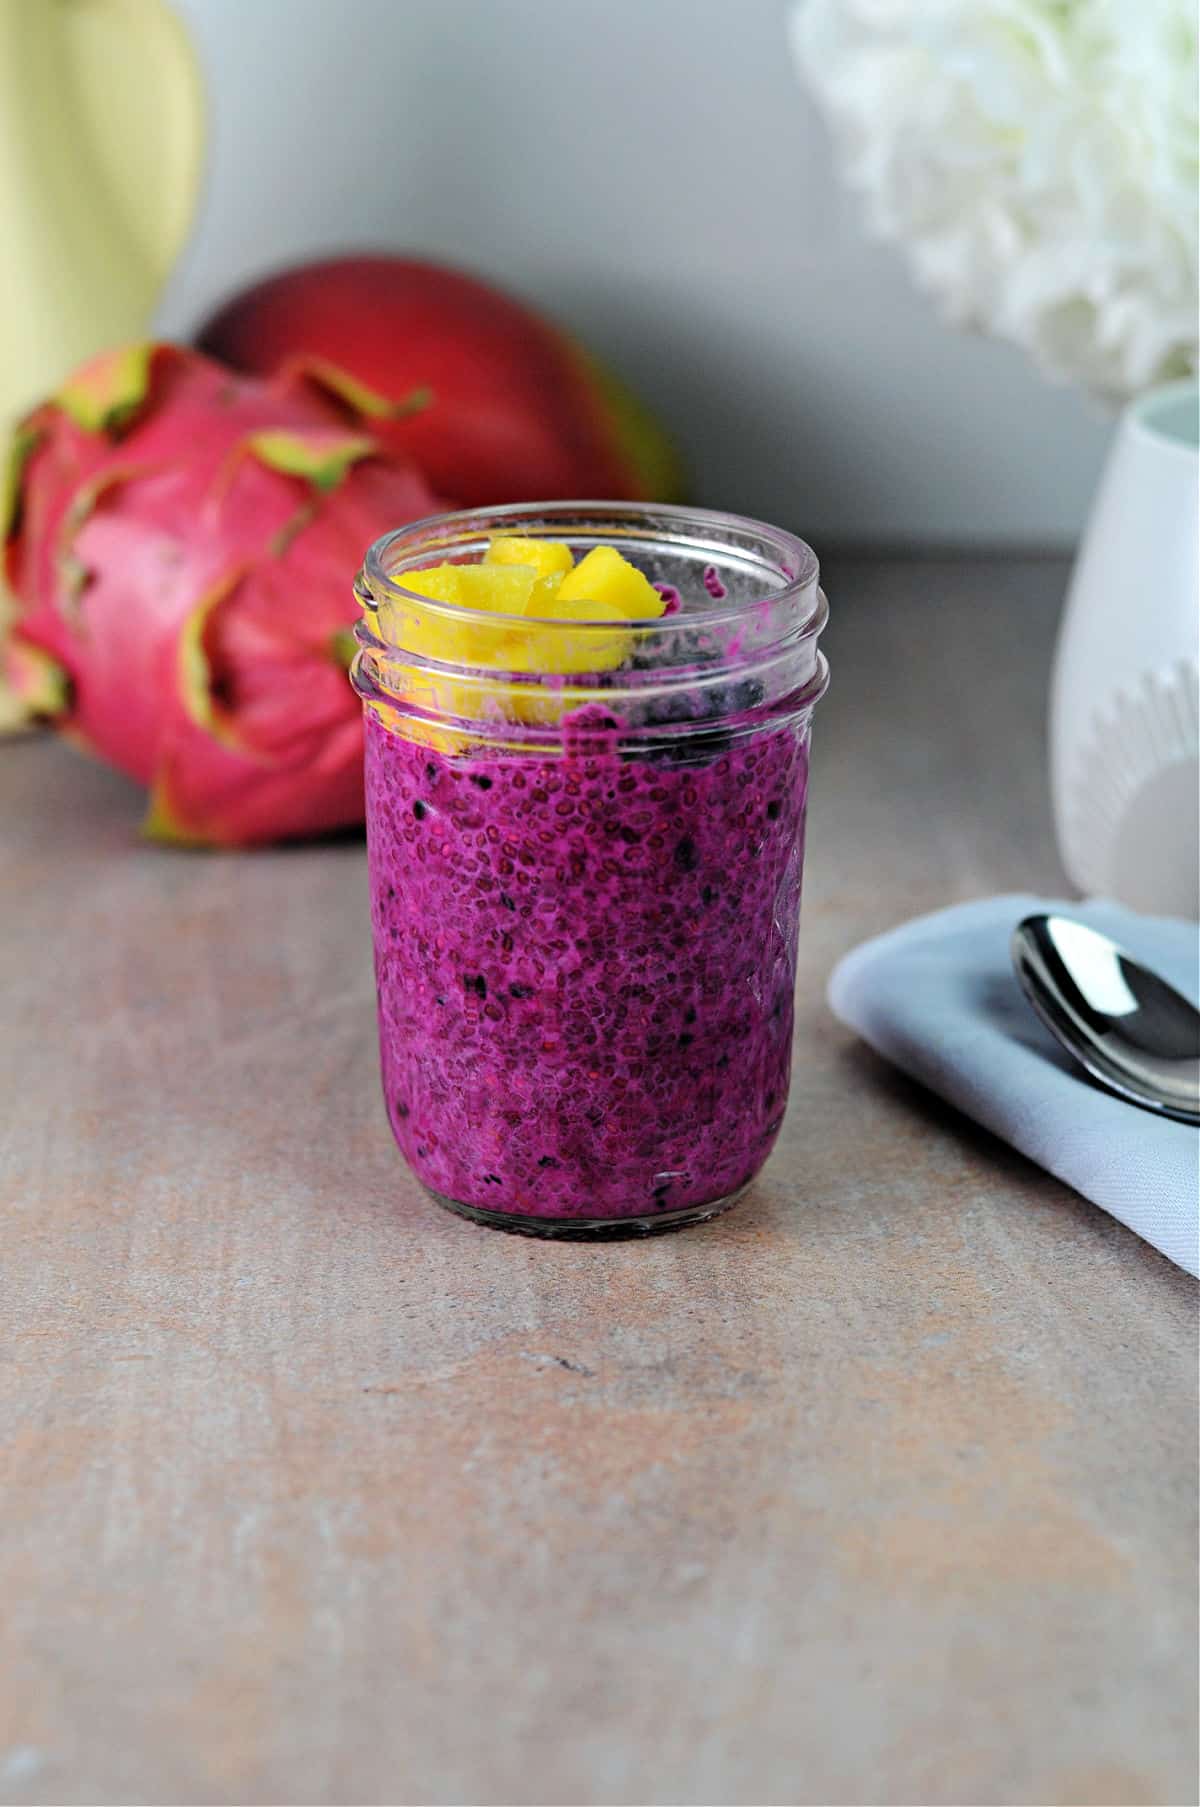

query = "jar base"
[424, 1184, 747, 1239]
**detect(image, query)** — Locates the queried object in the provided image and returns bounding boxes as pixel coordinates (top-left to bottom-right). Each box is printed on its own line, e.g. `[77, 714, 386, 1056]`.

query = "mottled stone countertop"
[3, 555, 1196, 1806]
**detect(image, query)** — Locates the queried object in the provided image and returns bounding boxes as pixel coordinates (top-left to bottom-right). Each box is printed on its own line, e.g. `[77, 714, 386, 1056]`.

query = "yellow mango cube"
[371, 561, 535, 744]
[484, 536, 575, 580]
[515, 577, 633, 675]
[556, 545, 665, 620]
[383, 560, 535, 667]
[501, 573, 641, 726]
[406, 561, 537, 621]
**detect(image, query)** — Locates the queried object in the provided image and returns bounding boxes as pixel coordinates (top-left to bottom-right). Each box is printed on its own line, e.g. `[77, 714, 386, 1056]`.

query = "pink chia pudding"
[353, 505, 828, 1235]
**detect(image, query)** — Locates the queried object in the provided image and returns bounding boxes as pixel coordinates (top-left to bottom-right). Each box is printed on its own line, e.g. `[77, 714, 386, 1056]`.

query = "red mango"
[198, 255, 683, 508]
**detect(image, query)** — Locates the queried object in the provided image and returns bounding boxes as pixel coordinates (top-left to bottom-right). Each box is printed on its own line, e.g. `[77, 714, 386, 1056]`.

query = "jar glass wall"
[352, 502, 829, 1236]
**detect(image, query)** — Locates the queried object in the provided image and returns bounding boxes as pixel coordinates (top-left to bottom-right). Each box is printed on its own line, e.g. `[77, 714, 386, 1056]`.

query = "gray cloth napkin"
[828, 894, 1199, 1276]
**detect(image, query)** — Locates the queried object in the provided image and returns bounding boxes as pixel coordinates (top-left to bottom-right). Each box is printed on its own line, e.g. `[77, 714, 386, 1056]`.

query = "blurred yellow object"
[0, 0, 204, 728]
[0, 0, 205, 431]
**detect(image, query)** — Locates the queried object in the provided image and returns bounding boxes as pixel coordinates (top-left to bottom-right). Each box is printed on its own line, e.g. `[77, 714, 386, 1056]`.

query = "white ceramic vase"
[1050, 380, 1200, 919]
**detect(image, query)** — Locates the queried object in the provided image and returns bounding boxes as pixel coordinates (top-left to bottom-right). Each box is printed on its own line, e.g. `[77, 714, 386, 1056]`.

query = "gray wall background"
[161, 0, 1114, 547]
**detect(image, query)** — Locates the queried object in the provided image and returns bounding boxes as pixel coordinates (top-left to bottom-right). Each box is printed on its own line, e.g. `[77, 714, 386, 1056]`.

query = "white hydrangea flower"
[790, 0, 1198, 399]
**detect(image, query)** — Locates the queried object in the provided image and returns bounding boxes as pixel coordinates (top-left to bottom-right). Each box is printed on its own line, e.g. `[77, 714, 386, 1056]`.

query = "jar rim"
[358, 500, 823, 637]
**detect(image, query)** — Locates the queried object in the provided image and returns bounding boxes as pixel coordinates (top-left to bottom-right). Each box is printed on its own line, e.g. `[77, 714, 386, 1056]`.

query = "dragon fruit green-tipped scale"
[353, 503, 830, 1235]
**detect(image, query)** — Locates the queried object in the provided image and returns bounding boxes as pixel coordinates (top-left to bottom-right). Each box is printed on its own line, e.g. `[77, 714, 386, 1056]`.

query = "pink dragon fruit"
[2, 342, 439, 844]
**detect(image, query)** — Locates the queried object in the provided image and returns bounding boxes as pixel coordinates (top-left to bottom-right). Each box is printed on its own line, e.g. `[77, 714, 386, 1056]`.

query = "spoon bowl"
[1011, 913, 1200, 1124]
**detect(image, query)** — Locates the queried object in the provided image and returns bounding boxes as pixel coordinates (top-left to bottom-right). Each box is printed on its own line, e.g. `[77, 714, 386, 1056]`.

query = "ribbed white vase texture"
[1050, 383, 1199, 918]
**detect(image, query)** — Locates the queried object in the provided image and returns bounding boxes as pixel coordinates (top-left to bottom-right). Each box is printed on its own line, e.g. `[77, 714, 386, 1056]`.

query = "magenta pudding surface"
[365, 706, 810, 1225]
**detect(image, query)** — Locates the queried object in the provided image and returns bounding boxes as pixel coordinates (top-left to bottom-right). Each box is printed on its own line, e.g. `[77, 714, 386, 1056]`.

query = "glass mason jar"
[352, 502, 829, 1236]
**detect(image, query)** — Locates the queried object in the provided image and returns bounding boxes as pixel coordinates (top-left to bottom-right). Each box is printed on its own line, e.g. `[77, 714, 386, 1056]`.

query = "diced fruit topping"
[390, 560, 536, 668]
[556, 545, 663, 619]
[381, 539, 666, 664]
[518, 579, 633, 675]
[369, 535, 668, 736]
[405, 562, 537, 615]
[484, 535, 574, 579]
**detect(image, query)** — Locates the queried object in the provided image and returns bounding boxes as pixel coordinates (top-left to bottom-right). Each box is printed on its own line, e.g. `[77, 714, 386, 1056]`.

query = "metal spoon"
[1011, 913, 1200, 1124]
